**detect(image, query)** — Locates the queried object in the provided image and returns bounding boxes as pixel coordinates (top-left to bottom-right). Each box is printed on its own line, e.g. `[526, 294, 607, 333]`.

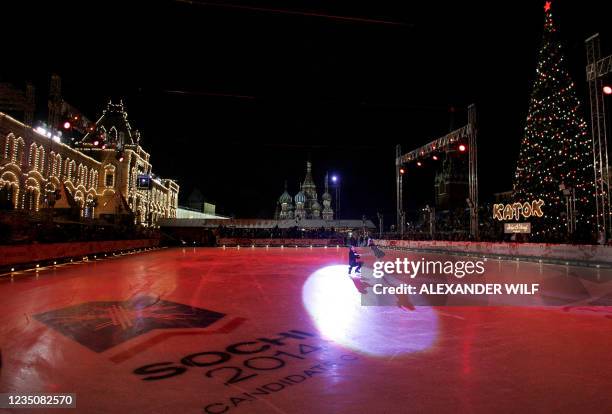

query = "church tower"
[322, 172, 334, 220]
[301, 161, 318, 218]
[278, 181, 294, 219]
[294, 185, 306, 220]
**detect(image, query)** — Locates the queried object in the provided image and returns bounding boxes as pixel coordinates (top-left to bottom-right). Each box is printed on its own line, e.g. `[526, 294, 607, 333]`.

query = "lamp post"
[362, 214, 367, 243]
[398, 166, 405, 237]
[331, 174, 340, 219]
[424, 205, 435, 238]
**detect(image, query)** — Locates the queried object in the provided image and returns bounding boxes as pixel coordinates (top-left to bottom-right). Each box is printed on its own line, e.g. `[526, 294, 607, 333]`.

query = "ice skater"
[348, 245, 363, 275]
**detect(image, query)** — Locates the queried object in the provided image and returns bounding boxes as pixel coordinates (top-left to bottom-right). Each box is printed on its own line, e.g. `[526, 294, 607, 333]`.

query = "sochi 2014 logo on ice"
[34, 296, 228, 352]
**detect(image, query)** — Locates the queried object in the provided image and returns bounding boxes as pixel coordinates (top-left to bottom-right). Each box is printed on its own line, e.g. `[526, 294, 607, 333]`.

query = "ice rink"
[1, 247, 611, 413]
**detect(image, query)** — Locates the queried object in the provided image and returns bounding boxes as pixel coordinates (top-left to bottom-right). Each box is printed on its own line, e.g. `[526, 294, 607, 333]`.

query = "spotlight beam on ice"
[301, 265, 438, 356]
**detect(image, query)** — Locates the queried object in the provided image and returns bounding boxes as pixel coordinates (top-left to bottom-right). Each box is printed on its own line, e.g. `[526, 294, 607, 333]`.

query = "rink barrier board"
[375, 240, 612, 266]
[0, 239, 160, 267]
[217, 238, 341, 247]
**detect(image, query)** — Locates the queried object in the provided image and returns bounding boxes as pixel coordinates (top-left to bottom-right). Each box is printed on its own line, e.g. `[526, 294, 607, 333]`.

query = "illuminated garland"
[512, 2, 595, 240]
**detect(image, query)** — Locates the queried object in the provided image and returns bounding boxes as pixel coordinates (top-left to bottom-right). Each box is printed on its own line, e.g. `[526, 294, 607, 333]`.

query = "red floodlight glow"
[459, 144, 467, 152]
[604, 86, 612, 95]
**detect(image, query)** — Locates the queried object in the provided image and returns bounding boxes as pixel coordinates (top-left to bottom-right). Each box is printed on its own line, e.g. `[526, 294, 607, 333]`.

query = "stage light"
[416, 161, 422, 167]
[432, 155, 439, 161]
[604, 86, 612, 95]
[93, 140, 99, 146]
[399, 167, 405, 174]
[459, 144, 467, 152]
[63, 121, 71, 129]
[331, 175, 338, 183]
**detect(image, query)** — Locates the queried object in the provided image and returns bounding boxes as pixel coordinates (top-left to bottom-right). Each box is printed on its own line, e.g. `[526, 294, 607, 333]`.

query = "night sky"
[3, 0, 610, 220]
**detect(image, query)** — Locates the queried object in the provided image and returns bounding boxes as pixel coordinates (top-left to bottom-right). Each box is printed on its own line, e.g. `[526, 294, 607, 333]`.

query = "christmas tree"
[513, 1, 594, 242]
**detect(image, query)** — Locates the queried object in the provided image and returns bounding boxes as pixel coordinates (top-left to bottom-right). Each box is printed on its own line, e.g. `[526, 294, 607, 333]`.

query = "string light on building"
[1, 101, 179, 226]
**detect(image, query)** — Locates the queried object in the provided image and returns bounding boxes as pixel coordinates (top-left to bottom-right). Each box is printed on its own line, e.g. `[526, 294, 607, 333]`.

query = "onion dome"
[295, 190, 306, 204]
[322, 172, 332, 201]
[279, 190, 292, 204]
[278, 180, 292, 204]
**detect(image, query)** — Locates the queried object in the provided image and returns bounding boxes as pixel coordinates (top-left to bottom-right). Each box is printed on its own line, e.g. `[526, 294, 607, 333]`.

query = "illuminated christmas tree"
[513, 1, 594, 241]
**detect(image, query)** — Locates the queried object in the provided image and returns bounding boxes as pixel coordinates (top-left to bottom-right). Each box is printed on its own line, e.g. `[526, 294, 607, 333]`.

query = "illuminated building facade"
[0, 102, 178, 225]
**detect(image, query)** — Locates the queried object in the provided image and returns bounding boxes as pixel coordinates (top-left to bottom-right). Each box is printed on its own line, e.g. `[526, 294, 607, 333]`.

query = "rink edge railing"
[0, 239, 160, 272]
[374, 239, 612, 268]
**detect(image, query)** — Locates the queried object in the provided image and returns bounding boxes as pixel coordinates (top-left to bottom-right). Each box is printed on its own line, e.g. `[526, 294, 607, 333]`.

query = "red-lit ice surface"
[1, 247, 612, 414]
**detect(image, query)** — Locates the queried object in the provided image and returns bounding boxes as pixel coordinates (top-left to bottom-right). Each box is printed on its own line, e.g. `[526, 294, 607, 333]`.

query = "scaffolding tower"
[586, 33, 612, 241]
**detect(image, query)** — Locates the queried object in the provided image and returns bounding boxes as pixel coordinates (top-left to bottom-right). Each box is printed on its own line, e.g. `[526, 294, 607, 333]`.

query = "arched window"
[77, 164, 84, 186]
[67, 160, 76, 181]
[81, 165, 88, 187]
[109, 127, 118, 143]
[28, 143, 38, 169]
[24, 178, 40, 211]
[90, 170, 98, 189]
[64, 158, 71, 180]
[104, 164, 116, 188]
[0, 171, 19, 210]
[37, 146, 45, 173]
[14, 137, 25, 165]
[49, 151, 56, 176]
[55, 154, 62, 177]
[2, 134, 11, 160]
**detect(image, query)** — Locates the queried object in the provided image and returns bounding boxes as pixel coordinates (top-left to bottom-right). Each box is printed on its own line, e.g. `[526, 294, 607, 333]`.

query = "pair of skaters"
[347, 245, 414, 310]
[348, 245, 363, 275]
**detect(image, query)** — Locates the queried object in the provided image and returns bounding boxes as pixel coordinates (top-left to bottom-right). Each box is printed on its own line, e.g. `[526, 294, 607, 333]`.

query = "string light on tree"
[513, 1, 595, 241]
